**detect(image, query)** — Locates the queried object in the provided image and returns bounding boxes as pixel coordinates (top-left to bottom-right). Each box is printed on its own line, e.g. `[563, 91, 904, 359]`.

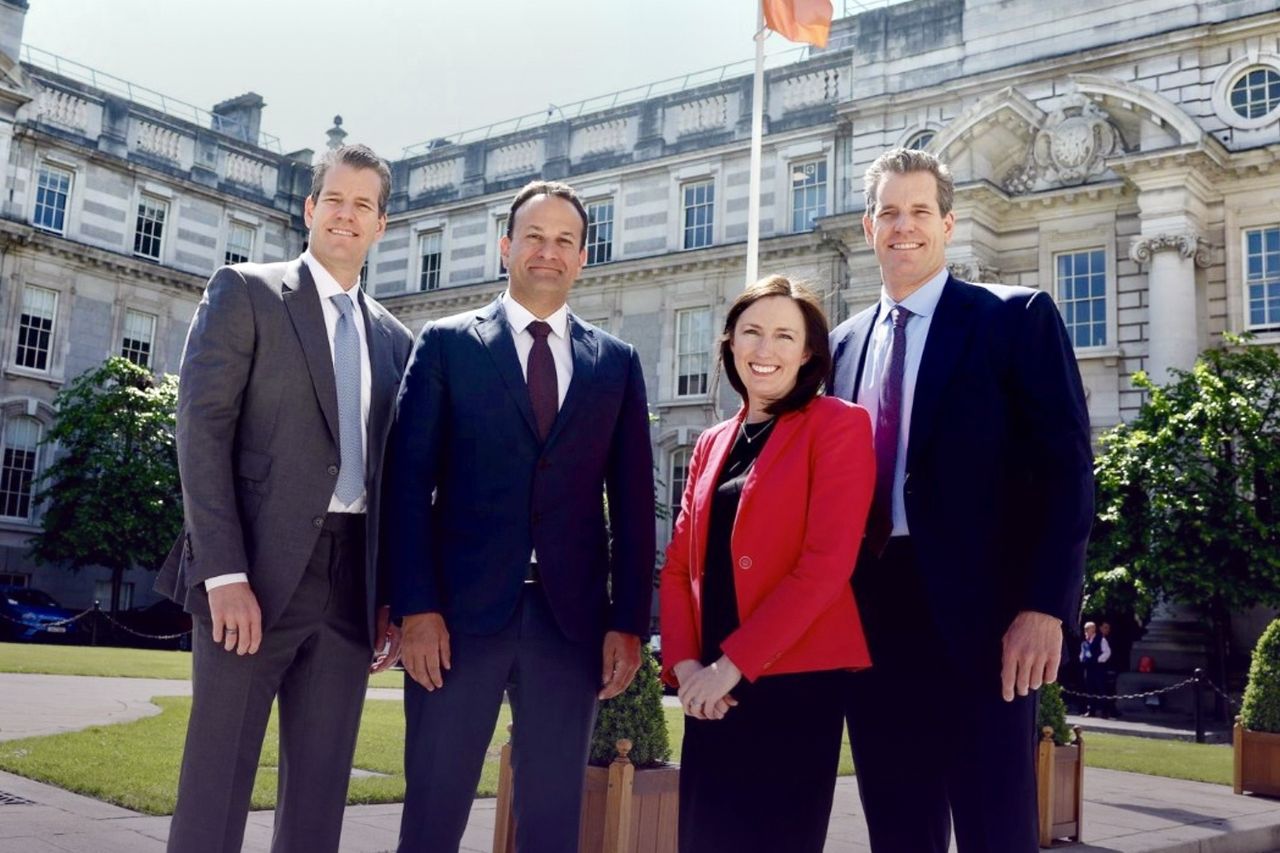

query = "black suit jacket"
[829, 275, 1093, 663]
[156, 258, 414, 647]
[381, 297, 656, 643]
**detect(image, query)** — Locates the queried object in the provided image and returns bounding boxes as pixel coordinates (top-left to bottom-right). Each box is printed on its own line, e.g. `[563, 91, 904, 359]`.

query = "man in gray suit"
[156, 144, 414, 853]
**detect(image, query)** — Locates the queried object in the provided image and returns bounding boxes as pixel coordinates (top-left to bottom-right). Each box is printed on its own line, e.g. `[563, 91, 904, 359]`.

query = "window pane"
[683, 181, 714, 250]
[1, 417, 41, 520]
[419, 231, 443, 291]
[587, 200, 614, 266]
[134, 197, 167, 260]
[1054, 249, 1107, 348]
[225, 222, 255, 265]
[791, 159, 827, 232]
[1245, 227, 1280, 328]
[675, 307, 711, 395]
[34, 166, 71, 233]
[121, 309, 156, 367]
[1230, 68, 1280, 119]
[16, 286, 57, 371]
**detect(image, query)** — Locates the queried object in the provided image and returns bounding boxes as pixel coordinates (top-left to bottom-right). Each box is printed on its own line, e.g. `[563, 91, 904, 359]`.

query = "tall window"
[1055, 249, 1107, 348]
[791, 159, 827, 232]
[1246, 226, 1280, 329]
[496, 216, 509, 277]
[133, 196, 168, 260]
[224, 221, 254, 265]
[419, 231, 443, 291]
[121, 309, 157, 367]
[668, 446, 692, 528]
[586, 199, 614, 266]
[1, 417, 41, 520]
[1230, 68, 1280, 120]
[675, 307, 712, 396]
[15, 286, 57, 371]
[34, 165, 72, 234]
[682, 180, 714, 250]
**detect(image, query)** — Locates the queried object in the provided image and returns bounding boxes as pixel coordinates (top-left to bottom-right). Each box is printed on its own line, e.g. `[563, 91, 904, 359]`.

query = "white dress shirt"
[205, 253, 373, 592]
[856, 266, 948, 538]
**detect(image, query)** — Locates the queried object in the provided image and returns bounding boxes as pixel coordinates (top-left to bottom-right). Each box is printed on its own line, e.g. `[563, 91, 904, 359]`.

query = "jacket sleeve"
[174, 267, 256, 588]
[658, 430, 711, 687]
[1010, 291, 1094, 626]
[719, 404, 875, 682]
[604, 347, 657, 636]
[380, 322, 447, 620]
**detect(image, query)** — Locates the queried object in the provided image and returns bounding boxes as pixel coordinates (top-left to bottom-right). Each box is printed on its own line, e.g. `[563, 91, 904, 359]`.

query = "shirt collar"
[302, 250, 361, 305]
[877, 265, 949, 323]
[502, 290, 569, 339]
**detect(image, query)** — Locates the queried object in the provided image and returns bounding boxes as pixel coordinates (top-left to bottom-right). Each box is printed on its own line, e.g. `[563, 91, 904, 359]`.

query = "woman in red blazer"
[660, 275, 875, 852]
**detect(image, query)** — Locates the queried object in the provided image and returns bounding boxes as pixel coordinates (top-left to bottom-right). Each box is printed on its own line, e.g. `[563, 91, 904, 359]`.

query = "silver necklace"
[739, 418, 776, 445]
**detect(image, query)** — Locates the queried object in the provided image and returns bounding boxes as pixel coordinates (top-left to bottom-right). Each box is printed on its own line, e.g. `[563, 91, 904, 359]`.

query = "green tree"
[1091, 335, 1280, 698]
[30, 357, 182, 613]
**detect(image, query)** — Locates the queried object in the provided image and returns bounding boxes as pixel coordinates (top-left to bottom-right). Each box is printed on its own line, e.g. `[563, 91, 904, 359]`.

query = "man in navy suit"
[829, 148, 1093, 852]
[383, 180, 656, 853]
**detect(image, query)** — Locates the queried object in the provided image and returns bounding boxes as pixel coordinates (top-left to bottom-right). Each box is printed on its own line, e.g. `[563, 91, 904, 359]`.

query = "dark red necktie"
[527, 320, 558, 442]
[867, 305, 912, 557]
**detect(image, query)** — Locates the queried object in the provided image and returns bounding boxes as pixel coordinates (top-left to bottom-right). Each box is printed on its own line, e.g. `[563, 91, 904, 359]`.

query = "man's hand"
[401, 612, 450, 690]
[370, 605, 402, 673]
[1001, 610, 1063, 702]
[677, 655, 741, 720]
[598, 631, 642, 700]
[208, 582, 262, 655]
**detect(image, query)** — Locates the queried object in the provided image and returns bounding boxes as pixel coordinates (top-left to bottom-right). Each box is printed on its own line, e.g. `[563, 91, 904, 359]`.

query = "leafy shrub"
[1038, 681, 1071, 746]
[1241, 618, 1280, 733]
[590, 643, 671, 767]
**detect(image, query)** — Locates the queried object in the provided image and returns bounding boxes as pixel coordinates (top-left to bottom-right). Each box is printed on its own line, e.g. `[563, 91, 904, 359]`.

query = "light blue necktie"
[331, 293, 364, 505]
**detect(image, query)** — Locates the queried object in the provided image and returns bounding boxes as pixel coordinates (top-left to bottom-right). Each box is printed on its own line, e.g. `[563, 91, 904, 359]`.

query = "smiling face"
[863, 169, 955, 301]
[304, 162, 387, 289]
[730, 295, 810, 420]
[501, 194, 587, 317]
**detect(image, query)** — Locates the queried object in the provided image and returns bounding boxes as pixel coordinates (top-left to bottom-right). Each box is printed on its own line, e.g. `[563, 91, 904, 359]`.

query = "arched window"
[1, 417, 42, 520]
[667, 446, 692, 532]
[1229, 67, 1280, 120]
[905, 130, 935, 151]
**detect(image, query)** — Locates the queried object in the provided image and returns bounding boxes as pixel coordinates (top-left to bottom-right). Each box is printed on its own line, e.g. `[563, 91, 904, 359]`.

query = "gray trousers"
[397, 582, 601, 853]
[167, 514, 370, 853]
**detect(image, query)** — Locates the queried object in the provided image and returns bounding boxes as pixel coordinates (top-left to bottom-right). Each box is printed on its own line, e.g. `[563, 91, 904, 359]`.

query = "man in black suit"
[829, 148, 1093, 852]
[383, 180, 655, 853]
[156, 144, 414, 853]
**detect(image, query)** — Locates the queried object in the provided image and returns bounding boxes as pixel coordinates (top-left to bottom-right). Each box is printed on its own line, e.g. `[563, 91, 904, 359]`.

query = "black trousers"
[679, 670, 845, 853]
[398, 582, 600, 853]
[168, 513, 371, 853]
[845, 538, 1040, 853]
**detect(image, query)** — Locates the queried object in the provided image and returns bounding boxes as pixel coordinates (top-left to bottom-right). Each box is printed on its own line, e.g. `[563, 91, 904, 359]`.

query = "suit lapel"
[475, 298, 541, 440]
[359, 291, 397, 487]
[907, 275, 977, 470]
[282, 259, 340, 445]
[832, 305, 879, 402]
[545, 315, 595, 448]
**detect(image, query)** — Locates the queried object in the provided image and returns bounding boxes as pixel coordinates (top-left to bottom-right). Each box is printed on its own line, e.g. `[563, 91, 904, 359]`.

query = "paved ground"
[2, 673, 1280, 852]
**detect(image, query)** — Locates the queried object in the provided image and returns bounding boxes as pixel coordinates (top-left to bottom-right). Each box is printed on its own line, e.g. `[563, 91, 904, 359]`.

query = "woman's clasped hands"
[672, 656, 743, 720]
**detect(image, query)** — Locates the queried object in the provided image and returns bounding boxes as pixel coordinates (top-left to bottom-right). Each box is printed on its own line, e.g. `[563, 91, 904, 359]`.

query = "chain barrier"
[1059, 675, 1199, 702]
[0, 602, 191, 641]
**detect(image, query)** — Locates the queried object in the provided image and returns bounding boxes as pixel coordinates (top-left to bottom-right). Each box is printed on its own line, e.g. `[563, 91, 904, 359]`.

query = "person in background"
[1081, 620, 1112, 717]
[660, 275, 875, 853]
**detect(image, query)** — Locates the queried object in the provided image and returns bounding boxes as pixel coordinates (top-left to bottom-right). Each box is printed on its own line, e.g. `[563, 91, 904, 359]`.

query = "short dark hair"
[507, 180, 589, 248]
[309, 144, 392, 215]
[863, 147, 955, 217]
[719, 275, 832, 417]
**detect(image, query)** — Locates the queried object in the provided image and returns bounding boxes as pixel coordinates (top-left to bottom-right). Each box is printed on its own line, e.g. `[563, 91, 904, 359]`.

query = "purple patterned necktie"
[867, 305, 912, 557]
[527, 320, 558, 442]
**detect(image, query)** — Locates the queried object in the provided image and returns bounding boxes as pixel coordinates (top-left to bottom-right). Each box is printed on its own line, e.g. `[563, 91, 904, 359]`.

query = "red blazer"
[659, 396, 875, 685]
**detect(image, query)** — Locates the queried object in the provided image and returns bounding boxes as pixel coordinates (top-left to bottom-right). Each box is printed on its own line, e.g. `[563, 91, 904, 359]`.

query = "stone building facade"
[0, 0, 1277, 611]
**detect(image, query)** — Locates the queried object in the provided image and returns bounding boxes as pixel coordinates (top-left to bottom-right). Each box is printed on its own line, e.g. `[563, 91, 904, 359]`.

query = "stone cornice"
[1129, 232, 1211, 268]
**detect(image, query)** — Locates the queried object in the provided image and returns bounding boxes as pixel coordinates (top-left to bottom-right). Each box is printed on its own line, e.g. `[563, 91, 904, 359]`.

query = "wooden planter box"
[1035, 725, 1084, 847]
[1234, 718, 1280, 797]
[493, 736, 679, 853]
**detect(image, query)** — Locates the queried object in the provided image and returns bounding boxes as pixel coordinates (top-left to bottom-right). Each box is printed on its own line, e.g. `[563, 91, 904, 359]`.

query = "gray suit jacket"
[155, 257, 413, 647]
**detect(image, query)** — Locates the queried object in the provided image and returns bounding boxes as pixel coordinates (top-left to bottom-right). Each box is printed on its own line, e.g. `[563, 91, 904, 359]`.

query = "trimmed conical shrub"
[590, 643, 671, 767]
[1241, 618, 1280, 733]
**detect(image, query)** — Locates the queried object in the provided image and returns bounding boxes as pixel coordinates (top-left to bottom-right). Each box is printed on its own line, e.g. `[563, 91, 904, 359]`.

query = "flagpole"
[745, 3, 765, 289]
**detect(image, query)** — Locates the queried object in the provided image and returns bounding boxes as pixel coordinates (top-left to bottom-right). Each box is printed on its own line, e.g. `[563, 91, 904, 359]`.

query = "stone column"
[1129, 232, 1209, 385]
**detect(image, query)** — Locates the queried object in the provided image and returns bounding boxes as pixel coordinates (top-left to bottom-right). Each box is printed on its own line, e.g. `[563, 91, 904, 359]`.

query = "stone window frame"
[1212, 53, 1280, 132]
[222, 215, 259, 266]
[673, 305, 714, 398]
[32, 159, 76, 236]
[585, 197, 615, 266]
[12, 284, 59, 375]
[492, 211, 510, 280]
[1225, 203, 1280, 345]
[1053, 247, 1109, 349]
[680, 179, 716, 250]
[1037, 219, 1119, 358]
[119, 308, 157, 368]
[417, 228, 444, 292]
[0, 399, 55, 526]
[788, 157, 829, 233]
[1241, 224, 1280, 333]
[132, 186, 172, 262]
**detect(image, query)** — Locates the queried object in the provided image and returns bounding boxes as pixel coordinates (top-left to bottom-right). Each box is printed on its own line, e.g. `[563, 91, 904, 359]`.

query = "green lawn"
[0, 642, 401, 688]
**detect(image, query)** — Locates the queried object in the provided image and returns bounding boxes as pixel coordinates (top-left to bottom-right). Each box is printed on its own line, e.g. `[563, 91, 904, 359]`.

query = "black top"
[701, 417, 775, 667]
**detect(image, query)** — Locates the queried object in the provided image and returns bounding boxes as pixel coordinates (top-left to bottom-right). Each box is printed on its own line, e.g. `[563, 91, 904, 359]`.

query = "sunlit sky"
[21, 0, 868, 157]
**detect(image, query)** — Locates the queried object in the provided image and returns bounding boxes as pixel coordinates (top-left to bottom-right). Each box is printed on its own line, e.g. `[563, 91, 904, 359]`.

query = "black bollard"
[1193, 667, 1205, 744]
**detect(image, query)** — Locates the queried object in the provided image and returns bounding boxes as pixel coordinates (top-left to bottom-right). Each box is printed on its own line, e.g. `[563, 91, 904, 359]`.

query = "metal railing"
[21, 44, 283, 153]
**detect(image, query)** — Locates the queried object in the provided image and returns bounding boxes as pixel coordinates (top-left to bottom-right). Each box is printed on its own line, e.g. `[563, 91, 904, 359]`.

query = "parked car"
[0, 586, 83, 643]
[110, 598, 193, 651]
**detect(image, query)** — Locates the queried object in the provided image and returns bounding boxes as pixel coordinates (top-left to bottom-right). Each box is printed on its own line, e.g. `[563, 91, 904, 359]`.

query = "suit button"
[738, 556, 752, 570]
[327, 464, 339, 476]
[313, 517, 324, 529]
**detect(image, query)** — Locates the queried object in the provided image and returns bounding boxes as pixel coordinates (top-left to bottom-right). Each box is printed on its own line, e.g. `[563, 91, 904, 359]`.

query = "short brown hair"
[863, 148, 955, 217]
[507, 180, 589, 248]
[720, 275, 832, 417]
[309, 144, 392, 215]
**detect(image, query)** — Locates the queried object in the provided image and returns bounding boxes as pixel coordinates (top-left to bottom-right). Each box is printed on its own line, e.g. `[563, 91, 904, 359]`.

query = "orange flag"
[762, 0, 834, 48]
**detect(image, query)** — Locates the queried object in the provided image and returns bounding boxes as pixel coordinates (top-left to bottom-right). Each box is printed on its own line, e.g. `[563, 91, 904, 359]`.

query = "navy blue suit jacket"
[829, 275, 1093, 660]
[382, 297, 656, 643]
